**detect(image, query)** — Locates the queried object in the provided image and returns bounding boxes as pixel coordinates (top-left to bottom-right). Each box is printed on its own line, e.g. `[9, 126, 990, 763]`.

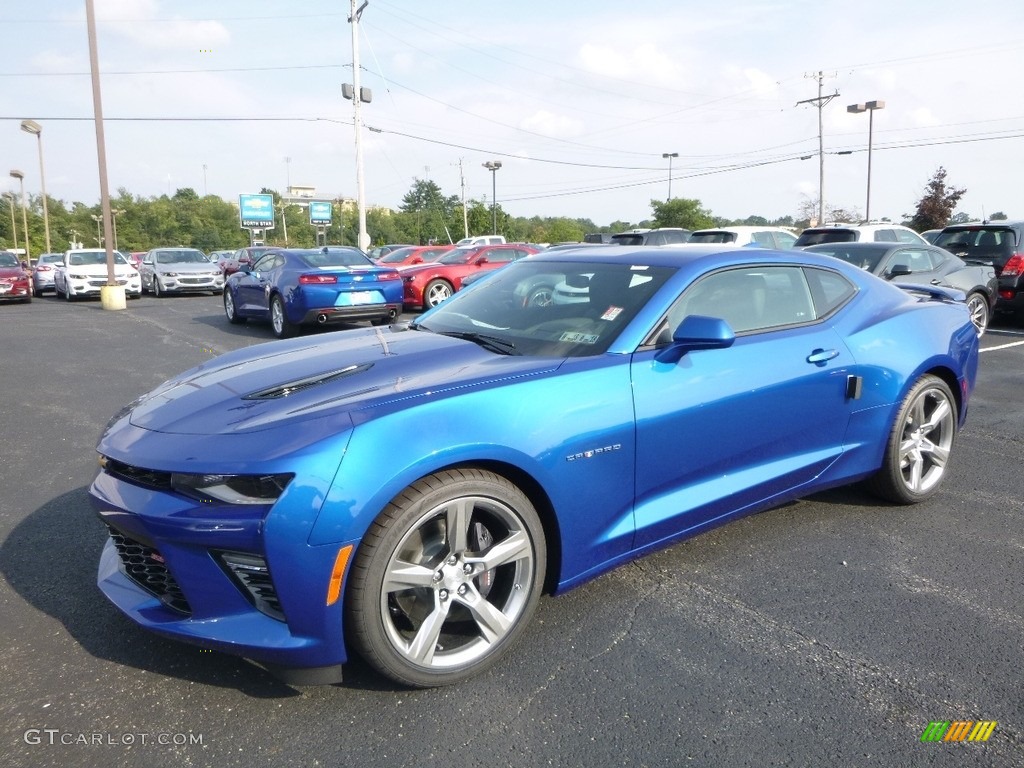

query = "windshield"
[416, 259, 674, 357]
[156, 249, 208, 264]
[0, 252, 19, 267]
[934, 227, 1016, 262]
[795, 230, 857, 246]
[68, 251, 129, 266]
[301, 248, 374, 268]
[437, 248, 478, 265]
[379, 247, 416, 263]
[805, 244, 889, 272]
[689, 232, 736, 244]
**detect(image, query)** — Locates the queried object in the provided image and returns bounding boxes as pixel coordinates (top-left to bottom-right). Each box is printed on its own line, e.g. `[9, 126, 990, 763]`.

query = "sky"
[3, 0, 1024, 231]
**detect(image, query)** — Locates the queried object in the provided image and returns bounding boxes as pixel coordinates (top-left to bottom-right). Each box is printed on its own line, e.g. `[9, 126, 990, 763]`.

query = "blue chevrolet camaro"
[90, 246, 979, 687]
[223, 246, 404, 338]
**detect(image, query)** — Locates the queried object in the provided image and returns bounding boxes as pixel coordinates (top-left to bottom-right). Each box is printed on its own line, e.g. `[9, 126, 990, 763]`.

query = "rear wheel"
[347, 468, 546, 687]
[965, 292, 989, 337]
[270, 294, 298, 338]
[867, 374, 957, 504]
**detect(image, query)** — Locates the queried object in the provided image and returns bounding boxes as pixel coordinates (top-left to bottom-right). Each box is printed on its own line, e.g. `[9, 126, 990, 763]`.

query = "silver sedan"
[140, 248, 225, 296]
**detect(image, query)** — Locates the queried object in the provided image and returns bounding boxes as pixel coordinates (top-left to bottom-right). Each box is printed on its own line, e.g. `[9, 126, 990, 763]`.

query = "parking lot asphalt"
[1, 293, 1022, 768]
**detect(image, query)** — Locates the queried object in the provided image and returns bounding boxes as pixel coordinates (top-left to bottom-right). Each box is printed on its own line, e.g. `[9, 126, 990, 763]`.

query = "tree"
[990, 211, 1008, 221]
[908, 167, 966, 232]
[649, 198, 715, 230]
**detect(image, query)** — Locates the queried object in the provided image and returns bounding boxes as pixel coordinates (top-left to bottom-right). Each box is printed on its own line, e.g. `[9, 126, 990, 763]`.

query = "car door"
[140, 253, 156, 290]
[235, 252, 281, 315]
[880, 247, 943, 285]
[630, 265, 858, 549]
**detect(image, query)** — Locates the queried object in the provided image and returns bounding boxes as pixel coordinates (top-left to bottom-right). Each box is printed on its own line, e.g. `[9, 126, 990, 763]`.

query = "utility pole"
[796, 71, 838, 225]
[348, 0, 369, 251]
[458, 158, 468, 239]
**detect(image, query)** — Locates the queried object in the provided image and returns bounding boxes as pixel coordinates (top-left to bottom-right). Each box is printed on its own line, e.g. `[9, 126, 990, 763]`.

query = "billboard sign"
[309, 201, 333, 226]
[238, 194, 276, 229]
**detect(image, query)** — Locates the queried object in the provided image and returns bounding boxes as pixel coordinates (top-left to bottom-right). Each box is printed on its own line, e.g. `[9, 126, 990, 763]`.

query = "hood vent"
[242, 363, 374, 400]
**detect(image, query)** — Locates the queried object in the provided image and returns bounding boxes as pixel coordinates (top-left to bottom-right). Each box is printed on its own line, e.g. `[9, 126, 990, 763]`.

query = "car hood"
[126, 326, 561, 435]
[0, 266, 26, 278]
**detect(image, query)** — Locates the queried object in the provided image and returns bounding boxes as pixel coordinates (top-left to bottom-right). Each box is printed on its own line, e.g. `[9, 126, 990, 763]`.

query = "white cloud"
[520, 110, 583, 138]
[577, 43, 682, 86]
[95, 0, 231, 50]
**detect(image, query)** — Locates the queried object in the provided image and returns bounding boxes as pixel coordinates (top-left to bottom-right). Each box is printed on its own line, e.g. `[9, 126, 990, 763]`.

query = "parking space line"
[981, 339, 1024, 353]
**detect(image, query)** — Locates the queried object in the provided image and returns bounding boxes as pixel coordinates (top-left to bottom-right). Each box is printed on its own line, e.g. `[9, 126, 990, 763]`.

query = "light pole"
[661, 152, 679, 201]
[6, 191, 18, 254]
[20, 120, 51, 254]
[91, 213, 103, 246]
[9, 170, 30, 265]
[111, 209, 125, 251]
[847, 100, 885, 222]
[482, 161, 502, 235]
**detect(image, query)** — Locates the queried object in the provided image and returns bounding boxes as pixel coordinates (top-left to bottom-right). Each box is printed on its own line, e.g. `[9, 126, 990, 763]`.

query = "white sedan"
[54, 249, 142, 301]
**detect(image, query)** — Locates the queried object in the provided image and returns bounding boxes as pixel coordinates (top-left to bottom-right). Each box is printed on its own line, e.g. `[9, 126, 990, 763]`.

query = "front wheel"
[223, 289, 246, 324]
[153, 277, 163, 298]
[965, 292, 990, 337]
[866, 374, 957, 504]
[347, 468, 546, 687]
[423, 279, 453, 308]
[270, 294, 298, 338]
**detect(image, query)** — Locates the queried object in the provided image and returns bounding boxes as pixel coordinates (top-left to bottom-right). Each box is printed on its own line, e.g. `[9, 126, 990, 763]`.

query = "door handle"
[930, 279, 941, 284]
[807, 348, 839, 365]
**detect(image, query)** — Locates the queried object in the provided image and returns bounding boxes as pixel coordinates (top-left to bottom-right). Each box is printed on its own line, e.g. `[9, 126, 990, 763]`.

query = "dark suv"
[610, 228, 691, 246]
[934, 222, 1024, 320]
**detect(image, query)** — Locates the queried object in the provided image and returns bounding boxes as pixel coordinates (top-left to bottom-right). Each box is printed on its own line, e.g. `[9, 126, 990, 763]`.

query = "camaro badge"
[566, 444, 621, 462]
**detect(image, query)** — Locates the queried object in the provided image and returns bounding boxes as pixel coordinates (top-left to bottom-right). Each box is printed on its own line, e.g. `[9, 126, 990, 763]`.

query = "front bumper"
[157, 275, 225, 293]
[0, 281, 31, 300]
[67, 276, 142, 297]
[89, 460, 353, 677]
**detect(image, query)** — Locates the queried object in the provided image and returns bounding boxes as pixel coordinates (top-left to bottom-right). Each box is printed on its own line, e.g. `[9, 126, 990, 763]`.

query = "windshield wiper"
[438, 331, 519, 355]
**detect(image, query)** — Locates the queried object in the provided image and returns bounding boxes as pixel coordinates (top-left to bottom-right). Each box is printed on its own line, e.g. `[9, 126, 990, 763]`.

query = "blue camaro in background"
[90, 246, 979, 688]
[223, 246, 404, 338]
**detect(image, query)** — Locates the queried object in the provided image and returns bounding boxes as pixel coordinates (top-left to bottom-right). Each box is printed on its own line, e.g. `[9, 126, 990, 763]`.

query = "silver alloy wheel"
[379, 494, 536, 671]
[966, 292, 989, 337]
[153, 276, 161, 297]
[424, 280, 452, 307]
[271, 298, 284, 335]
[224, 290, 235, 320]
[896, 384, 955, 495]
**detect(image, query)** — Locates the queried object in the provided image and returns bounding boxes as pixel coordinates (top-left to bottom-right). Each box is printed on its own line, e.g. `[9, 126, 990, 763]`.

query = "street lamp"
[6, 192, 17, 254]
[111, 209, 125, 251]
[20, 119, 51, 254]
[847, 100, 885, 222]
[482, 161, 502, 235]
[662, 152, 679, 201]
[9, 170, 30, 265]
[91, 213, 103, 246]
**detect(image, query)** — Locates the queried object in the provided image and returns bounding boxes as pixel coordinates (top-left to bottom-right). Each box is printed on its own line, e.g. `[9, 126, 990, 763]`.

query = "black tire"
[965, 292, 989, 337]
[223, 289, 246, 324]
[866, 374, 957, 504]
[347, 468, 546, 688]
[270, 294, 298, 339]
[423, 279, 453, 309]
[64, 282, 74, 302]
[33, 287, 42, 298]
[152, 277, 163, 298]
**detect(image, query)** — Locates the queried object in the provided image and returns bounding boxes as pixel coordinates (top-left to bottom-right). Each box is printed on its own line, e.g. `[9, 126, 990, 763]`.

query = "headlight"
[170, 473, 294, 505]
[69, 272, 88, 279]
[162, 271, 179, 277]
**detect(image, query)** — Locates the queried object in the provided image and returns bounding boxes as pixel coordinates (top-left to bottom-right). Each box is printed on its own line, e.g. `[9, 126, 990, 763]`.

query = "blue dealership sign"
[238, 194, 276, 229]
[309, 201, 333, 226]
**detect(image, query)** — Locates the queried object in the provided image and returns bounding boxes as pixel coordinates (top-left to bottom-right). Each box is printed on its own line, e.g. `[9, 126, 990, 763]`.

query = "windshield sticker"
[600, 306, 623, 321]
[559, 331, 599, 344]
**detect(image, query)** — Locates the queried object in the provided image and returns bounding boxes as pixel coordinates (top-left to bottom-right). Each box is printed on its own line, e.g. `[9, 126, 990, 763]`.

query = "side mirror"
[475, 256, 489, 265]
[411, 257, 423, 264]
[655, 315, 735, 364]
[888, 265, 911, 277]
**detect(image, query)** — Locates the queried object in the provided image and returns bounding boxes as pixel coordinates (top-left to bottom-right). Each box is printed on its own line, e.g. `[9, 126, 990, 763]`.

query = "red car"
[0, 251, 32, 303]
[400, 243, 539, 309]
[376, 244, 454, 267]
[216, 246, 276, 276]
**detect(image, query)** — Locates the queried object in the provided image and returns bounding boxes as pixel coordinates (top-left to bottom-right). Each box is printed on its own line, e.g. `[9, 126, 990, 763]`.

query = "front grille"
[108, 527, 191, 614]
[216, 551, 285, 621]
